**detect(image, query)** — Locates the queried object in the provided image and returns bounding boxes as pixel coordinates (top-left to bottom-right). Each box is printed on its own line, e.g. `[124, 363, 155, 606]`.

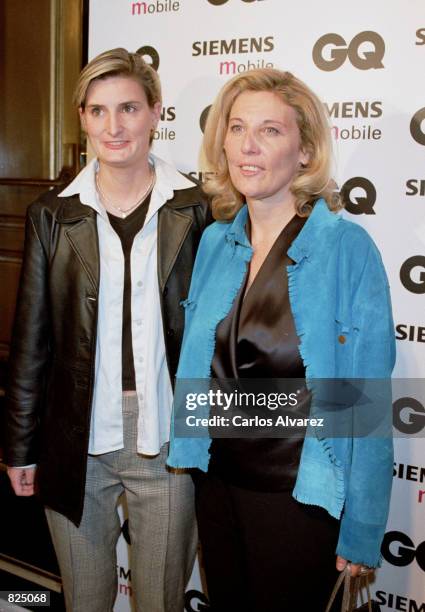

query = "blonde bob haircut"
[202, 68, 341, 220]
[74, 48, 161, 142]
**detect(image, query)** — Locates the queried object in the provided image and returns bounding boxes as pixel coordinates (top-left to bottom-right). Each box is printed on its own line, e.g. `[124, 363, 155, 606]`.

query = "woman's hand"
[7, 466, 36, 496]
[336, 555, 363, 577]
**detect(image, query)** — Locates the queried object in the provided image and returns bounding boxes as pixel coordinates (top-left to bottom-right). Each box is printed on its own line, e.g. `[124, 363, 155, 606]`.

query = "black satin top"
[209, 213, 311, 491]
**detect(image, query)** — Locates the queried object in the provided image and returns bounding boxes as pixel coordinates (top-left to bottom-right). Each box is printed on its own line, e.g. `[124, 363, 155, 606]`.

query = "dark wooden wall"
[0, 1, 85, 598]
[0, 0, 84, 403]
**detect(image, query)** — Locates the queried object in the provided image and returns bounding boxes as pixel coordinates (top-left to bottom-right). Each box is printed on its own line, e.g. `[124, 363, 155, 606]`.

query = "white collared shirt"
[59, 155, 194, 456]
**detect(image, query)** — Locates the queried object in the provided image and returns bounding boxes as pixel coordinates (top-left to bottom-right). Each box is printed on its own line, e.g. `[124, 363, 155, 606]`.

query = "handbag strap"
[325, 570, 346, 612]
[363, 571, 372, 612]
[325, 567, 373, 612]
[355, 568, 373, 612]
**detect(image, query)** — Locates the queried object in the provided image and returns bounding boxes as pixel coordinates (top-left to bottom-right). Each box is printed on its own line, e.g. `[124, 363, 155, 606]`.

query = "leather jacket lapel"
[158, 205, 192, 293]
[57, 196, 100, 293]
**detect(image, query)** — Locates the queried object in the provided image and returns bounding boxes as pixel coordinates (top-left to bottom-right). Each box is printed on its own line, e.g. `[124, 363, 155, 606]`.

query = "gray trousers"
[45, 395, 197, 612]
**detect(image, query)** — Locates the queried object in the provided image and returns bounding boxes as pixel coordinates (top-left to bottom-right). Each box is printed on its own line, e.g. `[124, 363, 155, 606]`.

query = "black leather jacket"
[5, 179, 211, 525]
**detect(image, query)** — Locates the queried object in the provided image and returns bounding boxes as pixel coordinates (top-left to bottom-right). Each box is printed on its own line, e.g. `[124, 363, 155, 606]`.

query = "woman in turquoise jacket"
[168, 69, 395, 612]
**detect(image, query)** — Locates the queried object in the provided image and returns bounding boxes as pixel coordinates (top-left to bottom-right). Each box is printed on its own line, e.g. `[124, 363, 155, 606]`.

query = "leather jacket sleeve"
[5, 204, 50, 466]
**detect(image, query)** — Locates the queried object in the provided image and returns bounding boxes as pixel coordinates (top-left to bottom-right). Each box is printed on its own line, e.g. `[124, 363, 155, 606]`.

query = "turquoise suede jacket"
[168, 199, 395, 567]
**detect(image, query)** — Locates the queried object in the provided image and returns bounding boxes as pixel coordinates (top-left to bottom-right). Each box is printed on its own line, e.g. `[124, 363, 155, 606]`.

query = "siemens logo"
[161, 106, 176, 121]
[406, 179, 425, 196]
[395, 325, 425, 342]
[324, 100, 382, 119]
[416, 28, 425, 45]
[394, 462, 425, 483]
[375, 590, 425, 612]
[192, 36, 274, 56]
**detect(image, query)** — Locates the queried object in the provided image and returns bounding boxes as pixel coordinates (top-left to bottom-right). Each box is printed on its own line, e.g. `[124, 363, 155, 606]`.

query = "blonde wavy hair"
[202, 68, 341, 220]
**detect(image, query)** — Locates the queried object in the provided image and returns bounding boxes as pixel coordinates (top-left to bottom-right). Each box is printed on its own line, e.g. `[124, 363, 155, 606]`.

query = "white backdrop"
[88, 1, 425, 610]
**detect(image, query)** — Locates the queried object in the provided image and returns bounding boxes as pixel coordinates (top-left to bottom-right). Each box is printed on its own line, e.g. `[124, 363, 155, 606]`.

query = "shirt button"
[338, 335, 346, 344]
[139, 357, 144, 363]
[137, 281, 143, 288]
[136, 319, 142, 326]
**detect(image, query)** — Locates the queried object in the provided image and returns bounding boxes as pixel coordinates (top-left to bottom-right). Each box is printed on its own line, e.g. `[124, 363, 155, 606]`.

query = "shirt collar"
[288, 198, 340, 262]
[145, 154, 194, 224]
[225, 198, 340, 260]
[225, 205, 251, 249]
[58, 154, 195, 220]
[59, 158, 104, 216]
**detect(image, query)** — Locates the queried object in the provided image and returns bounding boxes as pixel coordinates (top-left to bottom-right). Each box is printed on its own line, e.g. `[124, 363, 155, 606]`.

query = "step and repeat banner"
[88, 1, 425, 610]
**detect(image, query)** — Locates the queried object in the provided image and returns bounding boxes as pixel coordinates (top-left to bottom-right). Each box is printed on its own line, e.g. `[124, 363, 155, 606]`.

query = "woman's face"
[79, 75, 160, 169]
[224, 90, 308, 206]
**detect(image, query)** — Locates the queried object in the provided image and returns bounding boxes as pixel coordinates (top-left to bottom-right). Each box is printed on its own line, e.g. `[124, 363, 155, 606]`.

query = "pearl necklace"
[96, 167, 156, 219]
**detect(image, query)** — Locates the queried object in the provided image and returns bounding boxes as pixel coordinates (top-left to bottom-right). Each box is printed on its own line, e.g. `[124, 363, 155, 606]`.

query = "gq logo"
[207, 0, 265, 4]
[393, 397, 425, 434]
[137, 45, 160, 71]
[399, 256, 425, 294]
[340, 177, 376, 215]
[199, 105, 212, 133]
[381, 531, 425, 572]
[313, 31, 385, 71]
[184, 589, 210, 611]
[410, 107, 425, 146]
[121, 519, 131, 545]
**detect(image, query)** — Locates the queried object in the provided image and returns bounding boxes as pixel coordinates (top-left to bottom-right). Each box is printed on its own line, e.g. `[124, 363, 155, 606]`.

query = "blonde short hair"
[202, 68, 341, 220]
[74, 47, 162, 111]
